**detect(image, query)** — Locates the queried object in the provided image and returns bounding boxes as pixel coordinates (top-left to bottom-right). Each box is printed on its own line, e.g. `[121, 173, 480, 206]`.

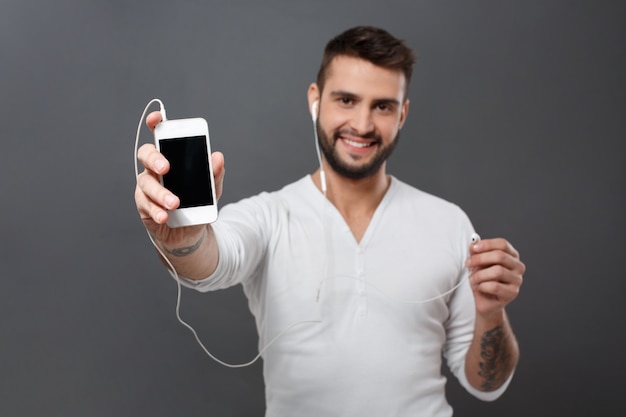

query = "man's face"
[313, 55, 408, 180]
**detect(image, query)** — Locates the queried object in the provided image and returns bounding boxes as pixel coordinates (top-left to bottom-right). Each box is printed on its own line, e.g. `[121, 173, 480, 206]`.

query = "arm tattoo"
[478, 326, 512, 390]
[163, 229, 206, 257]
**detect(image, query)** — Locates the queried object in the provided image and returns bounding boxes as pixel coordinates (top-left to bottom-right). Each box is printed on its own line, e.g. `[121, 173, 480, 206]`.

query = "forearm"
[464, 310, 519, 392]
[154, 224, 219, 280]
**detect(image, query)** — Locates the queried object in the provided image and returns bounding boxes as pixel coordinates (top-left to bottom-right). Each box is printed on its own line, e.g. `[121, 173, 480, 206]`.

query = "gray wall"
[1, 1, 624, 415]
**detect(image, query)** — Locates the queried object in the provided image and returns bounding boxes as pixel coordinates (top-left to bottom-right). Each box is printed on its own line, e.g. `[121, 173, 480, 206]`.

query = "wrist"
[475, 308, 506, 329]
[158, 226, 209, 258]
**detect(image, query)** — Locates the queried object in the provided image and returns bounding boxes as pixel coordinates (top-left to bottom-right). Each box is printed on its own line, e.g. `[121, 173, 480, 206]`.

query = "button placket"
[355, 245, 367, 317]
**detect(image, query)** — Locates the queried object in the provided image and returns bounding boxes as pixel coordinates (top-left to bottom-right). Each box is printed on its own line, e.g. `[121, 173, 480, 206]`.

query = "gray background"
[1, 1, 624, 416]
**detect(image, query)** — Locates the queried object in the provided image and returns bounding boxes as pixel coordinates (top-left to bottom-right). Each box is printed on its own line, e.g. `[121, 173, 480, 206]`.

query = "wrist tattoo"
[478, 325, 512, 390]
[163, 229, 206, 257]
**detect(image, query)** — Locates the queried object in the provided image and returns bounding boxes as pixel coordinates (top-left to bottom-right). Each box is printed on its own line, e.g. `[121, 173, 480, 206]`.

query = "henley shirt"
[182, 175, 511, 416]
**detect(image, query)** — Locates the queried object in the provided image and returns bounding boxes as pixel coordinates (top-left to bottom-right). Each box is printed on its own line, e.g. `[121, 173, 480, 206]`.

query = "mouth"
[335, 129, 381, 151]
[341, 137, 375, 149]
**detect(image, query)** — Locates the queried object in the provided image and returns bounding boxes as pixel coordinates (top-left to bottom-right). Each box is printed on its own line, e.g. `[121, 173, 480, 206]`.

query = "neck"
[312, 164, 390, 242]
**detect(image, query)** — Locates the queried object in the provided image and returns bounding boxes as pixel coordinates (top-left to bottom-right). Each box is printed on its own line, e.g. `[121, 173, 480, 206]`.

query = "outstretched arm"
[134, 111, 226, 280]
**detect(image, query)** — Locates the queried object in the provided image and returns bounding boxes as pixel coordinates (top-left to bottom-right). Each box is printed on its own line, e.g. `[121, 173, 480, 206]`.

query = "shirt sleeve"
[177, 193, 274, 293]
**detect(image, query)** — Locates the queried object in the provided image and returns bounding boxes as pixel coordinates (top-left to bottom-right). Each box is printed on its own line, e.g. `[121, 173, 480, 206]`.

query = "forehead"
[323, 55, 407, 101]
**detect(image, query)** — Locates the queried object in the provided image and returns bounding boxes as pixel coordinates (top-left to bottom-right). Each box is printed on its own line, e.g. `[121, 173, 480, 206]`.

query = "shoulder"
[386, 177, 475, 255]
[218, 176, 316, 219]
[389, 176, 467, 217]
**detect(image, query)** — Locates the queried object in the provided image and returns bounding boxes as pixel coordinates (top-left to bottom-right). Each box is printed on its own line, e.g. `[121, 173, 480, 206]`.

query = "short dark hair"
[316, 26, 416, 97]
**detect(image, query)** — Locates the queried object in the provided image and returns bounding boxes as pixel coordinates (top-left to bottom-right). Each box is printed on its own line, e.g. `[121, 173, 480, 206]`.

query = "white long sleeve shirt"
[182, 176, 511, 416]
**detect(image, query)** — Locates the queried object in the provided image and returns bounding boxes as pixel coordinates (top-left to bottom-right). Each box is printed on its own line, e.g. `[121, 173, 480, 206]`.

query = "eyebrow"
[329, 90, 360, 100]
[329, 90, 401, 107]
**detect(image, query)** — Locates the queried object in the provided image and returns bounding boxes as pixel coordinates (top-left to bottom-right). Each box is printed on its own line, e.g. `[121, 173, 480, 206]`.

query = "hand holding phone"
[153, 117, 218, 227]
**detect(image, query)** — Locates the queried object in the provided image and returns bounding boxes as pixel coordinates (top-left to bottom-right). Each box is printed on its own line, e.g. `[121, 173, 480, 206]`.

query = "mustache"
[333, 128, 382, 144]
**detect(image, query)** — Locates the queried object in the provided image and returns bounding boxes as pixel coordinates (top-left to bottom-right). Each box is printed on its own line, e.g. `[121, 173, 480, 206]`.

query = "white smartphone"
[154, 117, 218, 227]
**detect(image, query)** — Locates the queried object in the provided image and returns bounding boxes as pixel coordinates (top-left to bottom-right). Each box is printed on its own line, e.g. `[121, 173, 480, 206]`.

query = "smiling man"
[135, 26, 525, 416]
[311, 55, 406, 181]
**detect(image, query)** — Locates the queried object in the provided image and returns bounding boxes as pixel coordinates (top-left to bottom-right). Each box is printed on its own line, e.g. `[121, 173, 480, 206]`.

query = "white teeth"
[343, 138, 372, 148]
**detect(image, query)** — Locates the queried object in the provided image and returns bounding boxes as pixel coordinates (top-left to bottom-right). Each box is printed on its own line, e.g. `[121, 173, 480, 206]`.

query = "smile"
[342, 138, 374, 148]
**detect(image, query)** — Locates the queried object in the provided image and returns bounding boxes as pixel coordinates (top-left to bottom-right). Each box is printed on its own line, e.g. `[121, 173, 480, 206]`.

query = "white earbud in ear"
[311, 101, 319, 122]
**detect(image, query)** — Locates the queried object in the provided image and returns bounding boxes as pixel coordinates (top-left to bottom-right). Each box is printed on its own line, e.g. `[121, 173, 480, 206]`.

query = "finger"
[146, 111, 163, 132]
[467, 249, 525, 275]
[471, 269, 521, 301]
[137, 143, 170, 176]
[136, 170, 180, 212]
[473, 281, 520, 308]
[211, 151, 225, 200]
[134, 182, 170, 225]
[471, 264, 523, 287]
[470, 238, 520, 259]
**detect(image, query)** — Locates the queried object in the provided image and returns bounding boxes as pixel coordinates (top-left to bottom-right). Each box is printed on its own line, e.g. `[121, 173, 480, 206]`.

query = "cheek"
[379, 122, 400, 142]
[320, 113, 348, 135]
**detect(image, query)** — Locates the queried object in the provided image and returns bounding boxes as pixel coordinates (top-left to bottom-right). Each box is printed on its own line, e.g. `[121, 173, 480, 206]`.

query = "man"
[135, 26, 525, 416]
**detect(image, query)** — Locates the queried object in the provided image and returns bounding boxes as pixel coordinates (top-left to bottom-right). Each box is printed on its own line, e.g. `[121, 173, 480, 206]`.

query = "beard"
[316, 119, 400, 180]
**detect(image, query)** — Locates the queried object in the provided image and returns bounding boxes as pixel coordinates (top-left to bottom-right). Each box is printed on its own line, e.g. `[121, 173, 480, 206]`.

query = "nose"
[352, 107, 374, 135]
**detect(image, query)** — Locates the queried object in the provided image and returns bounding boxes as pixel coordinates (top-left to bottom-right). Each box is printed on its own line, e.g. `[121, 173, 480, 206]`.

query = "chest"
[256, 206, 463, 324]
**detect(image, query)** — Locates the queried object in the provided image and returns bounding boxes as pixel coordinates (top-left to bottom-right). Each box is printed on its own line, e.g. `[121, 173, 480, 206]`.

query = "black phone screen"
[159, 136, 214, 208]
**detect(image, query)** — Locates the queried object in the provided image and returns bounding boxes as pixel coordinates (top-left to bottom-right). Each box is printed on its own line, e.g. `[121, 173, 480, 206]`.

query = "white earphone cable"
[135, 99, 320, 368]
[135, 98, 476, 369]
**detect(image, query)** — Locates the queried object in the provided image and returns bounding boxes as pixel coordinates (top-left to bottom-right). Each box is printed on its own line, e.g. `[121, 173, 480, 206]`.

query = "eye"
[377, 103, 390, 111]
[339, 97, 354, 106]
[375, 102, 395, 113]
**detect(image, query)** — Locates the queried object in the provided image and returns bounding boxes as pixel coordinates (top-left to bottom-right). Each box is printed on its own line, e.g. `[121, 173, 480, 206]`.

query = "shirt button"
[358, 289, 366, 297]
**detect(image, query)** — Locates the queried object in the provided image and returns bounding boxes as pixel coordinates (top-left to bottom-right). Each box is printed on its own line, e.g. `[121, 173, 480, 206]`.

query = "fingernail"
[465, 258, 472, 267]
[473, 243, 481, 251]
[164, 194, 177, 209]
[155, 211, 166, 223]
[155, 159, 166, 172]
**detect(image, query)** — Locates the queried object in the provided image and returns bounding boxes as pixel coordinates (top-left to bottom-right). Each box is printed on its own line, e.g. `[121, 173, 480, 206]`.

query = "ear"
[307, 83, 320, 121]
[398, 99, 410, 129]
